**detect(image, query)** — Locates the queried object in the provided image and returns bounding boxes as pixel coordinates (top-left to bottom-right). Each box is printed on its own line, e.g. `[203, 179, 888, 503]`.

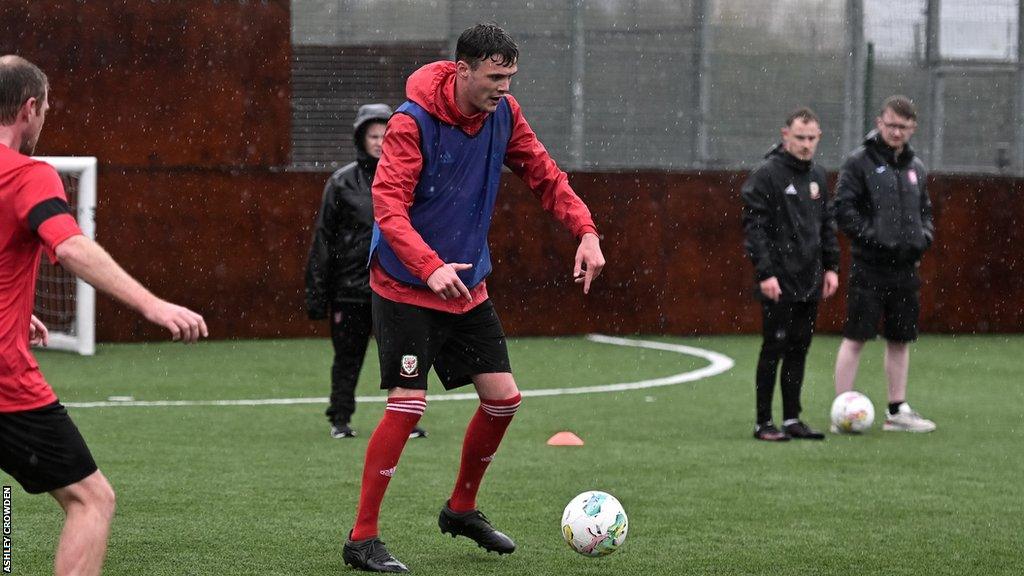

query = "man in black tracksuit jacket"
[742, 108, 840, 441]
[831, 95, 936, 433]
[305, 103, 426, 439]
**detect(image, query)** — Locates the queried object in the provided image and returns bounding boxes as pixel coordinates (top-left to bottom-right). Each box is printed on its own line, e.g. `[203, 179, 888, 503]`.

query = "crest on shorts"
[809, 181, 820, 199]
[400, 355, 419, 378]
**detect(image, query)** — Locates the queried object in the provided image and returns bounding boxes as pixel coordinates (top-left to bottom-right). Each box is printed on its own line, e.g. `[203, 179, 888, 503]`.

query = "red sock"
[350, 397, 426, 541]
[449, 394, 521, 513]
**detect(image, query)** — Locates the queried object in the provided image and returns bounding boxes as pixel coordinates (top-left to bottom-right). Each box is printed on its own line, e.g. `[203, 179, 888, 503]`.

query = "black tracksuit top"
[832, 131, 934, 271]
[304, 152, 377, 319]
[741, 144, 841, 302]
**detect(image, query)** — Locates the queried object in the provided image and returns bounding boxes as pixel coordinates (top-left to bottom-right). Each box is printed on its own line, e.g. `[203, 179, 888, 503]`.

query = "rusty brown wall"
[490, 172, 1024, 337]
[87, 169, 1024, 341]
[2, 2, 1021, 341]
[4, 1, 291, 168]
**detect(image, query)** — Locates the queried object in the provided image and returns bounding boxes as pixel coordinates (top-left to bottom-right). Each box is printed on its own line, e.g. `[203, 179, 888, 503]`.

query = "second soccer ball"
[830, 391, 875, 433]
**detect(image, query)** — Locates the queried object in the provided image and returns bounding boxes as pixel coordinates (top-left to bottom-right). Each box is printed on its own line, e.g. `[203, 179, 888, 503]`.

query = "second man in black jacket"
[831, 95, 936, 433]
[305, 103, 427, 439]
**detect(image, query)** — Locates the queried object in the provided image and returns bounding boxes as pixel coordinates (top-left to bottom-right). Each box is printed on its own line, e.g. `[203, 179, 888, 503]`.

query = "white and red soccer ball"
[830, 391, 875, 433]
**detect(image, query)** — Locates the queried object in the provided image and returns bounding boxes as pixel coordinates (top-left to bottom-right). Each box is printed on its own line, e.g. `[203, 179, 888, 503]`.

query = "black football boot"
[342, 534, 408, 573]
[438, 500, 516, 555]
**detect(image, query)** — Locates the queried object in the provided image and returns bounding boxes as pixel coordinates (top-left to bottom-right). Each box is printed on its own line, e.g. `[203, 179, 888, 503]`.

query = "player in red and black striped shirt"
[0, 55, 208, 576]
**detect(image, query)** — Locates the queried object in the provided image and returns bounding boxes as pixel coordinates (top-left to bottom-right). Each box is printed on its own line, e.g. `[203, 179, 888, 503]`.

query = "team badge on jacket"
[400, 355, 419, 378]
[907, 169, 918, 185]
[809, 181, 820, 199]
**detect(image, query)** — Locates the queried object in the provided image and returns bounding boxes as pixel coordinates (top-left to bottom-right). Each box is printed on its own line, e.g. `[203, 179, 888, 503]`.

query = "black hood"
[352, 103, 393, 173]
[765, 142, 813, 173]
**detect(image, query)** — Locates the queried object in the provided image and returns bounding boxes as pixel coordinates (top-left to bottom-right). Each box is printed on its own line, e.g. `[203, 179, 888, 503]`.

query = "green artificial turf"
[6, 334, 1022, 575]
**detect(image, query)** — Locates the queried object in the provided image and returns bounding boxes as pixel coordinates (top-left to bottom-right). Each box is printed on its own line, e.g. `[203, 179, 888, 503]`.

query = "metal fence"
[291, 0, 1023, 175]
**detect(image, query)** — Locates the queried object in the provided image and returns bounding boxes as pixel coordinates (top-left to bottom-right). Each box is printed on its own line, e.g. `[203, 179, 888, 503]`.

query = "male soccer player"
[0, 55, 208, 576]
[832, 95, 936, 433]
[741, 108, 840, 442]
[341, 24, 605, 573]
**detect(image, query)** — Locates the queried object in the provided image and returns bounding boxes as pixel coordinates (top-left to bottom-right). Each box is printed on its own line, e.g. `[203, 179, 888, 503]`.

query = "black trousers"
[755, 300, 818, 425]
[326, 301, 373, 425]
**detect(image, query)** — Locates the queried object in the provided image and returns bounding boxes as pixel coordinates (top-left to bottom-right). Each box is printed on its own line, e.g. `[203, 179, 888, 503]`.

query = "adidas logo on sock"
[379, 466, 396, 478]
[481, 454, 495, 463]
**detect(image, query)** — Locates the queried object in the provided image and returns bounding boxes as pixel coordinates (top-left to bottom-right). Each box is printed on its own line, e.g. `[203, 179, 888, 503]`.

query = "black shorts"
[843, 266, 921, 342]
[372, 293, 512, 390]
[0, 402, 98, 494]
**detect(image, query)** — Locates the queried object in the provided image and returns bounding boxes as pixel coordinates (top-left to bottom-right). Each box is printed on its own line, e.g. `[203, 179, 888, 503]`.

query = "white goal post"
[32, 156, 97, 356]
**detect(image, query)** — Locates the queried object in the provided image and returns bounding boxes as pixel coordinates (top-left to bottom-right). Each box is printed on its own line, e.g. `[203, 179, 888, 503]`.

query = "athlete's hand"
[574, 233, 605, 294]
[760, 277, 782, 302]
[143, 299, 209, 343]
[427, 263, 473, 302]
[822, 270, 839, 299]
[29, 315, 49, 347]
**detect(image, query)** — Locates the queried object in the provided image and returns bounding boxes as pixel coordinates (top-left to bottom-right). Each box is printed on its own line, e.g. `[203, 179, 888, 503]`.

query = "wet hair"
[0, 55, 48, 124]
[786, 107, 819, 127]
[880, 95, 917, 121]
[455, 23, 518, 69]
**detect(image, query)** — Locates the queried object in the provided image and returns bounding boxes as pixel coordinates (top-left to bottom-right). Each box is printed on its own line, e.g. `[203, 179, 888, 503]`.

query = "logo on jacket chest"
[907, 169, 918, 185]
[784, 182, 819, 200]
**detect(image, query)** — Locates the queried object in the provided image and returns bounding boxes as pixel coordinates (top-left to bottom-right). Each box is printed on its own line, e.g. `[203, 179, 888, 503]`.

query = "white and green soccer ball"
[561, 491, 628, 556]
[830, 391, 875, 433]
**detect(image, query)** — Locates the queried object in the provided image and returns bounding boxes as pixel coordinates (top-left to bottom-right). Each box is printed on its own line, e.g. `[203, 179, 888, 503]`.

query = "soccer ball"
[830, 391, 875, 433]
[561, 491, 628, 556]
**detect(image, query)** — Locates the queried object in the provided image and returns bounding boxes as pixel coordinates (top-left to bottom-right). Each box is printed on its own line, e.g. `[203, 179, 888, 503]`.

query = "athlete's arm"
[739, 168, 776, 282]
[833, 157, 877, 246]
[504, 95, 604, 291]
[822, 270, 839, 299]
[573, 232, 605, 295]
[819, 171, 841, 300]
[29, 315, 48, 347]
[503, 95, 597, 239]
[54, 235, 208, 343]
[305, 177, 341, 320]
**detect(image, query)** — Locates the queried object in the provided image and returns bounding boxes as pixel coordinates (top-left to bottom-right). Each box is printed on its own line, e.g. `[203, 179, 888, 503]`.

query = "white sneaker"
[883, 403, 936, 433]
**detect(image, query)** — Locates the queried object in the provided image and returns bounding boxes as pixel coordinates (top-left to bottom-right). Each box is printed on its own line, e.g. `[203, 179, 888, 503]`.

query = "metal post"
[1017, 0, 1024, 175]
[864, 42, 875, 135]
[843, 0, 865, 154]
[569, 0, 586, 170]
[692, 0, 711, 168]
[926, 0, 943, 168]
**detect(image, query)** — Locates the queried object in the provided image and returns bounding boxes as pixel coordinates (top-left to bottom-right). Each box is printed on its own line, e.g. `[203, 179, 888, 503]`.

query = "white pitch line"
[63, 334, 734, 409]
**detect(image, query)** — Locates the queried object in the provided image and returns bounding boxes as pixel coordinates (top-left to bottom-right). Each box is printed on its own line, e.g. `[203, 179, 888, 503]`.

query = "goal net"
[32, 157, 97, 356]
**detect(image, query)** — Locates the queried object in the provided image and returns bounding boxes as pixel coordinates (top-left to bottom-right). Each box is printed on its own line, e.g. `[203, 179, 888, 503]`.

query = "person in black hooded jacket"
[741, 107, 840, 442]
[831, 95, 936, 433]
[305, 103, 427, 439]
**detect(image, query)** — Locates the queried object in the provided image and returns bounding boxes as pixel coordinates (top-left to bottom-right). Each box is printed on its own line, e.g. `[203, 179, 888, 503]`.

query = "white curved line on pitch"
[63, 334, 734, 409]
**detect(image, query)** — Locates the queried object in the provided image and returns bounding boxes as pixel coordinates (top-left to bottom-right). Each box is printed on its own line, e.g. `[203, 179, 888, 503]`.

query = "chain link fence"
[292, 0, 1023, 175]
